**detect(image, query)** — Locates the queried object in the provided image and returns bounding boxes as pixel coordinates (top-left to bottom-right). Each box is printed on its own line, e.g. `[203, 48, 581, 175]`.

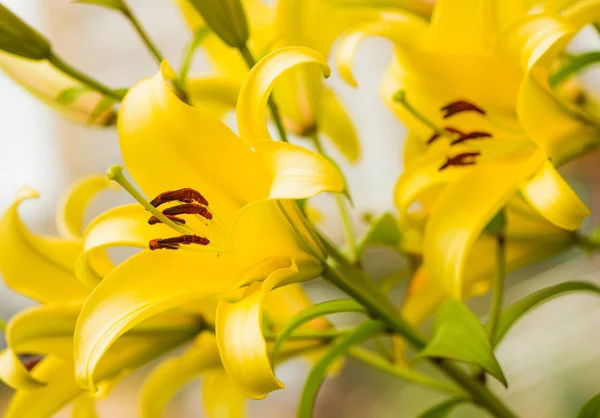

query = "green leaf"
[494, 281, 600, 346]
[298, 321, 386, 418]
[271, 299, 366, 363]
[0, 4, 51, 60]
[358, 212, 401, 257]
[56, 86, 90, 105]
[577, 393, 600, 418]
[419, 300, 507, 387]
[418, 398, 468, 418]
[549, 52, 600, 88]
[73, 0, 127, 13]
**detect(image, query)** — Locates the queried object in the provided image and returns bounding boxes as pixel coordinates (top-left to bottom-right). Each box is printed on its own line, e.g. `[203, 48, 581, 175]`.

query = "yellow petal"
[186, 76, 241, 119]
[334, 11, 427, 88]
[0, 52, 115, 125]
[216, 258, 320, 399]
[231, 199, 325, 270]
[4, 356, 81, 418]
[0, 187, 89, 302]
[429, 0, 487, 52]
[254, 140, 346, 200]
[72, 393, 99, 418]
[423, 151, 545, 299]
[202, 370, 247, 418]
[520, 161, 590, 230]
[141, 334, 222, 418]
[6, 303, 81, 360]
[74, 250, 241, 390]
[118, 61, 271, 223]
[56, 174, 116, 240]
[76, 204, 172, 287]
[561, 0, 600, 28]
[236, 46, 330, 144]
[481, 0, 528, 44]
[316, 86, 360, 162]
[0, 348, 46, 390]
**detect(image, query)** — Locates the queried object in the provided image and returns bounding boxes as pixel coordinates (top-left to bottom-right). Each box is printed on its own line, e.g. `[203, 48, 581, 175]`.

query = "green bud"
[0, 4, 51, 60]
[187, 0, 249, 48]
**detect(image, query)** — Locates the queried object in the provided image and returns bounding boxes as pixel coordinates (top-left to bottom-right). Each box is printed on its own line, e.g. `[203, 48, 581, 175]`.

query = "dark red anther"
[148, 214, 186, 225]
[427, 126, 465, 145]
[439, 152, 481, 171]
[441, 100, 486, 118]
[450, 131, 492, 145]
[150, 188, 208, 208]
[149, 235, 210, 251]
[19, 354, 43, 371]
[162, 203, 213, 220]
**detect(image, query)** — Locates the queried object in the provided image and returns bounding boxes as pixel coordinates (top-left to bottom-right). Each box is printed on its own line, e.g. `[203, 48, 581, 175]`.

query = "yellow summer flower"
[73, 48, 345, 400]
[0, 179, 204, 418]
[336, 0, 598, 299]
[174, 0, 387, 162]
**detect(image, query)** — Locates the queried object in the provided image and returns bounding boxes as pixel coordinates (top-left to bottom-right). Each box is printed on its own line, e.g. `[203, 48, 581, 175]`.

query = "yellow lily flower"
[0, 52, 115, 125]
[173, 0, 385, 162]
[336, 0, 597, 299]
[73, 50, 345, 399]
[0, 179, 204, 418]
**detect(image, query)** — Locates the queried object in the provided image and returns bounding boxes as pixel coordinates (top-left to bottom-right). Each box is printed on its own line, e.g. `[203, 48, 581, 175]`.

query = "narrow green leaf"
[271, 299, 366, 363]
[73, 0, 127, 13]
[298, 321, 386, 418]
[549, 52, 600, 88]
[577, 393, 600, 418]
[358, 212, 401, 257]
[56, 86, 90, 105]
[419, 300, 507, 387]
[0, 4, 51, 60]
[494, 281, 600, 346]
[418, 397, 469, 418]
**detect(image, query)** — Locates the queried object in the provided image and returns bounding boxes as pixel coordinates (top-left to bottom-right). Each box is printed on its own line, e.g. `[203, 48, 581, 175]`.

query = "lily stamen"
[162, 203, 213, 220]
[439, 152, 481, 171]
[150, 187, 208, 208]
[441, 100, 486, 118]
[149, 235, 210, 251]
[148, 214, 186, 225]
[427, 126, 464, 144]
[450, 131, 492, 145]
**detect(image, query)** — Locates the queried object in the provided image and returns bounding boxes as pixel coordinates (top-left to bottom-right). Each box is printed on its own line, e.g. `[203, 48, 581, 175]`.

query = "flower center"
[106, 165, 230, 254]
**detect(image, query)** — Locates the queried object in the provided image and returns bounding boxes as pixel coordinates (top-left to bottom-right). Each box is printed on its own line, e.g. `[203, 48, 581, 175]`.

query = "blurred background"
[0, 1, 599, 417]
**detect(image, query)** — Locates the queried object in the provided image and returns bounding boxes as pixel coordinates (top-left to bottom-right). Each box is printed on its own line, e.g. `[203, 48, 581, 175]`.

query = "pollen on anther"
[148, 214, 186, 225]
[149, 234, 210, 251]
[450, 131, 492, 145]
[441, 101, 485, 118]
[163, 203, 213, 220]
[439, 152, 481, 171]
[150, 188, 209, 208]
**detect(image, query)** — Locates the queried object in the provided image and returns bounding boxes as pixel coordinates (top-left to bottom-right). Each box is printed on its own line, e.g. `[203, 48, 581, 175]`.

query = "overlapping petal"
[118, 61, 271, 222]
[202, 370, 247, 418]
[186, 76, 241, 119]
[0, 348, 46, 390]
[423, 152, 545, 299]
[216, 257, 322, 399]
[74, 250, 241, 390]
[236, 46, 331, 144]
[0, 187, 89, 302]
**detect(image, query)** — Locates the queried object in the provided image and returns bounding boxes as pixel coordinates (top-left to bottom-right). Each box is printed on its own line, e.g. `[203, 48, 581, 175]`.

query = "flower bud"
[0, 4, 51, 60]
[186, 0, 249, 48]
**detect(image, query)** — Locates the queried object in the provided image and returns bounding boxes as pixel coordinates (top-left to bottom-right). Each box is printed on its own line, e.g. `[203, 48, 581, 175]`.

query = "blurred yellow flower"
[337, 0, 597, 299]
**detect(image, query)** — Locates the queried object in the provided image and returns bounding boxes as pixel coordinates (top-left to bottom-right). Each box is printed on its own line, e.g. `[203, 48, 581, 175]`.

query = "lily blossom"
[335, 0, 597, 299]
[74, 48, 345, 399]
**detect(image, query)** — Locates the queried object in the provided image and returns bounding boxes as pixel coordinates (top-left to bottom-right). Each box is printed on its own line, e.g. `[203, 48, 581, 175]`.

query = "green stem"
[47, 53, 124, 101]
[237, 43, 289, 143]
[121, 2, 164, 64]
[179, 26, 211, 86]
[487, 233, 506, 344]
[309, 132, 358, 261]
[320, 263, 519, 418]
[264, 328, 348, 341]
[393, 90, 454, 139]
[348, 347, 463, 396]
